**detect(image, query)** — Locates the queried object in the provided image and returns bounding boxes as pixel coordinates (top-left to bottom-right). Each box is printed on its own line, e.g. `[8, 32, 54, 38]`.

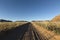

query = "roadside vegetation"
[34, 21, 60, 34]
[0, 22, 27, 32]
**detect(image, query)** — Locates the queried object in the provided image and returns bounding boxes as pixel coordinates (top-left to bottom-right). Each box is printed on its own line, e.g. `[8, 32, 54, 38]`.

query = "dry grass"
[0, 22, 27, 32]
[34, 22, 60, 34]
[51, 15, 60, 22]
[32, 22, 60, 40]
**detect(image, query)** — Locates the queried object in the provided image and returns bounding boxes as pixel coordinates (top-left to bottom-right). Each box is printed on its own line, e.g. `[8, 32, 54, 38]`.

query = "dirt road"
[0, 22, 41, 40]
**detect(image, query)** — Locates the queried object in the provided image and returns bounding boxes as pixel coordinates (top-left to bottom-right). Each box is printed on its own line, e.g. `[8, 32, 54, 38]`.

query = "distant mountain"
[0, 19, 12, 22]
[51, 15, 60, 22]
[15, 20, 28, 22]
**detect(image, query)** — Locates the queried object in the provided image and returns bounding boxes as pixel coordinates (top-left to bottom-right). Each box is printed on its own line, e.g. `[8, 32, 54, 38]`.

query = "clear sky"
[0, 0, 60, 21]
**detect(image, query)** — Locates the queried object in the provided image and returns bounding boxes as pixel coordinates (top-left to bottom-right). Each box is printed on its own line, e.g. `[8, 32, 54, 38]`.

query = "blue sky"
[0, 0, 60, 21]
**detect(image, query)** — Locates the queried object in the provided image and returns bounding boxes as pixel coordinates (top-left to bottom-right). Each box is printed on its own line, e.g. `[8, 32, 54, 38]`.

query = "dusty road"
[0, 22, 41, 40]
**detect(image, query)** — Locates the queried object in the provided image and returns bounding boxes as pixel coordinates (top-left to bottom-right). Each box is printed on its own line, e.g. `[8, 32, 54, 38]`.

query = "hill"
[0, 19, 12, 22]
[51, 15, 60, 22]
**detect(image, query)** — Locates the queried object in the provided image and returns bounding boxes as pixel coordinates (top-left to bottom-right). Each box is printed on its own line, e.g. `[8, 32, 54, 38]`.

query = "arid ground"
[0, 22, 60, 40]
